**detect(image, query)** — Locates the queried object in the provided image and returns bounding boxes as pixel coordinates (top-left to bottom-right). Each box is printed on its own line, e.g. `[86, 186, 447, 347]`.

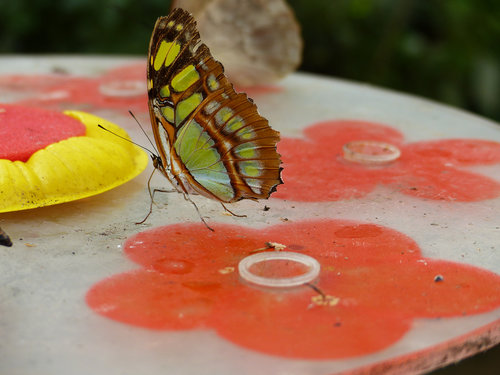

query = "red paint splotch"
[86, 220, 500, 359]
[0, 104, 86, 162]
[4, 63, 148, 114]
[276, 120, 500, 202]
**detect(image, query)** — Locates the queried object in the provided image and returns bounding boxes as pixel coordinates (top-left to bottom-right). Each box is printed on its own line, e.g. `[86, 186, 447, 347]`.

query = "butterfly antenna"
[97, 124, 157, 156]
[128, 110, 159, 155]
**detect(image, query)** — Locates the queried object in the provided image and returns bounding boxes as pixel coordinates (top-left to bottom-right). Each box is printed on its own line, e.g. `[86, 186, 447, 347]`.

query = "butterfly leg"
[136, 187, 174, 224]
[136, 167, 176, 224]
[220, 202, 247, 218]
[145, 168, 158, 203]
[136, 169, 158, 224]
[182, 193, 215, 232]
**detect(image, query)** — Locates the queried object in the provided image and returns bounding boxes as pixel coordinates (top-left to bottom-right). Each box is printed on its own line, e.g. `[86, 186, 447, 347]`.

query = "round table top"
[1, 56, 499, 375]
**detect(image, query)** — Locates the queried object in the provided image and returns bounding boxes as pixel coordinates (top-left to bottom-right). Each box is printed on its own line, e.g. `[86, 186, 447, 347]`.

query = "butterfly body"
[147, 8, 282, 205]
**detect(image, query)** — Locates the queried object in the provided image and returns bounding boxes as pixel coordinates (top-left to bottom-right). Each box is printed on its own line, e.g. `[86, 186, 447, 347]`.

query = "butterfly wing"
[147, 8, 282, 203]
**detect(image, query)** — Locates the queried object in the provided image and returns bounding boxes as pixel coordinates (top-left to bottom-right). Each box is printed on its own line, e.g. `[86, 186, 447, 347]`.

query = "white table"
[1, 56, 499, 375]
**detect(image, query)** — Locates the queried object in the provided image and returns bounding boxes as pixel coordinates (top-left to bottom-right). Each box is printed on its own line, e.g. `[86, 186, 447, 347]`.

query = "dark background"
[0, 0, 499, 373]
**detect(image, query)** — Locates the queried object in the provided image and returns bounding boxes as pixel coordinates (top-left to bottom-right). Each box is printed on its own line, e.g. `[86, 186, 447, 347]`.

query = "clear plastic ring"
[343, 140, 401, 165]
[238, 251, 321, 288]
[99, 80, 144, 97]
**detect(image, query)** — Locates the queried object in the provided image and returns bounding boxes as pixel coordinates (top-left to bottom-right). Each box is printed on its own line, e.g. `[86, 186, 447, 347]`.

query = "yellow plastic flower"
[0, 110, 148, 212]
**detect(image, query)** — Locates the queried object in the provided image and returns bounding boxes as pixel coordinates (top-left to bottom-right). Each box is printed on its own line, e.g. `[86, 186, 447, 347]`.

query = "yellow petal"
[0, 110, 148, 212]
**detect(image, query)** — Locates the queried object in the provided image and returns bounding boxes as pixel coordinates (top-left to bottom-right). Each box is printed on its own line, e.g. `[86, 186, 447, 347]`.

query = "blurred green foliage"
[290, 0, 500, 123]
[0, 0, 499, 123]
[0, 0, 168, 54]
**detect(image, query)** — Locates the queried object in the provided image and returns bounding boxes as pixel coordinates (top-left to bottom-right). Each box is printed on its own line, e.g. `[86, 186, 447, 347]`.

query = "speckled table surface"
[0, 56, 499, 375]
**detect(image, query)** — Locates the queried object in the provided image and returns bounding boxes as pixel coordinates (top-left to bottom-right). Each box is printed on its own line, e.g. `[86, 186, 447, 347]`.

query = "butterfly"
[145, 8, 283, 227]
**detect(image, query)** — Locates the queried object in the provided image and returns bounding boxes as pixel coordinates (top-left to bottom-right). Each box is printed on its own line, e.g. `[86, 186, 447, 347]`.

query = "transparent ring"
[238, 251, 321, 288]
[99, 80, 144, 97]
[343, 140, 401, 165]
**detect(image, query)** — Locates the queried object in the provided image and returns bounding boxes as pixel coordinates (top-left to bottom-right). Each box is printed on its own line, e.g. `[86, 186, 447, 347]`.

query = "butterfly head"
[151, 154, 163, 170]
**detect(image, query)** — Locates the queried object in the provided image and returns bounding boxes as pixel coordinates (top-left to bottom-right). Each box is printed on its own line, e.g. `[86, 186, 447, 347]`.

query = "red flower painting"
[86, 220, 500, 359]
[275, 120, 500, 202]
[2, 63, 148, 114]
